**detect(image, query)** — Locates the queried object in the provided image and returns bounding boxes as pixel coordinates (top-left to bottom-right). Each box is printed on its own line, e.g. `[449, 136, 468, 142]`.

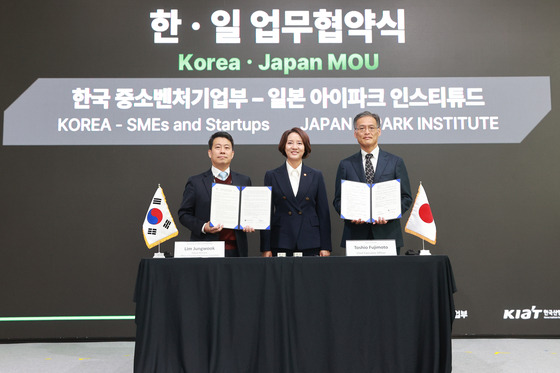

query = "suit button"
[282, 196, 287, 200]
[288, 211, 292, 215]
[298, 211, 302, 215]
[305, 197, 310, 201]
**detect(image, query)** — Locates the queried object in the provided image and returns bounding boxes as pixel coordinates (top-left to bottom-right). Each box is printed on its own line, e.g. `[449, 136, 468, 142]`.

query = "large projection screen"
[1, 0, 559, 339]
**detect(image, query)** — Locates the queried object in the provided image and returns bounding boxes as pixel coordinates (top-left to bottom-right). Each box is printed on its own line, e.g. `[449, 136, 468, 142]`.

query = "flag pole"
[153, 243, 165, 258]
[154, 184, 164, 258]
[420, 239, 431, 255]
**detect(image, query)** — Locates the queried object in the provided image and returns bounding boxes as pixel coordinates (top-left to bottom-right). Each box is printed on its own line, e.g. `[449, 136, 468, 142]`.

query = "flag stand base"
[419, 249, 432, 256]
[153, 243, 166, 258]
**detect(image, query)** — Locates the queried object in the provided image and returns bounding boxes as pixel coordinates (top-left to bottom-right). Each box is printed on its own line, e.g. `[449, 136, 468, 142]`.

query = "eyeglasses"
[355, 126, 379, 133]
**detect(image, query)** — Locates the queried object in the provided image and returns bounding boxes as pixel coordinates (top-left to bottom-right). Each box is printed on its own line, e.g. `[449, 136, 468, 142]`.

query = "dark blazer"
[260, 164, 331, 252]
[333, 150, 412, 248]
[178, 169, 252, 257]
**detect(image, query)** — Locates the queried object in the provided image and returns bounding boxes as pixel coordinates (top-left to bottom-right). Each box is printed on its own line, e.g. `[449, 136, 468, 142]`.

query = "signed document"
[340, 180, 371, 221]
[210, 184, 271, 230]
[340, 179, 402, 222]
[210, 183, 241, 229]
[239, 186, 271, 230]
[371, 179, 402, 220]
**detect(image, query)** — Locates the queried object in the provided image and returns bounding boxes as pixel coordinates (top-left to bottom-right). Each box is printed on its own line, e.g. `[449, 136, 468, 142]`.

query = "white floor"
[452, 339, 560, 373]
[0, 341, 133, 373]
[0, 339, 558, 372]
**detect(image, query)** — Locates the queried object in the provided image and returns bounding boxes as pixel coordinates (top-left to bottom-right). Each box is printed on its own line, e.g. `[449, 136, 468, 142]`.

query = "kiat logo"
[503, 305, 560, 320]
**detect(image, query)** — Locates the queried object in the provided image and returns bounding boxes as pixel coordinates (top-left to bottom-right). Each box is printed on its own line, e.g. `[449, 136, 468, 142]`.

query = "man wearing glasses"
[333, 111, 412, 255]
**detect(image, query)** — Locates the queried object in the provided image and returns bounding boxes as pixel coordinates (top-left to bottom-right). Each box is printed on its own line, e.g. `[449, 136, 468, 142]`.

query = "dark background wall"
[1, 0, 559, 340]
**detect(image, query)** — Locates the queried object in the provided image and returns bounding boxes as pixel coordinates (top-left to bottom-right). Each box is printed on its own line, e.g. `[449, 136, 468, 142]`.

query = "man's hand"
[373, 217, 388, 225]
[203, 222, 223, 234]
[350, 219, 367, 224]
[350, 217, 388, 225]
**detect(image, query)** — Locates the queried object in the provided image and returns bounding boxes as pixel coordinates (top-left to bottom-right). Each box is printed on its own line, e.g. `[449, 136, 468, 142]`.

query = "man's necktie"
[218, 171, 228, 181]
[365, 154, 375, 184]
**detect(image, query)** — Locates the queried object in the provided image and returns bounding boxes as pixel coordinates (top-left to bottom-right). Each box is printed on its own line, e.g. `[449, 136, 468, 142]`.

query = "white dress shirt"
[286, 162, 302, 196]
[211, 166, 231, 181]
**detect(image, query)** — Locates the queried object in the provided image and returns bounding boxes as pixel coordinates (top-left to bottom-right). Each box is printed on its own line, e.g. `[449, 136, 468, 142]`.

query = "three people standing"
[178, 111, 411, 256]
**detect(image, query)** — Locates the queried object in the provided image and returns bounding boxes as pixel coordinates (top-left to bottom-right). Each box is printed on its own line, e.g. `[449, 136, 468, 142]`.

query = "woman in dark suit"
[261, 128, 332, 257]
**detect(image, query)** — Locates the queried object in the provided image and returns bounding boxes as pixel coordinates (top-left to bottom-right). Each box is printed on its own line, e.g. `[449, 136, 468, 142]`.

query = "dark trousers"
[225, 248, 240, 257]
[366, 229, 401, 255]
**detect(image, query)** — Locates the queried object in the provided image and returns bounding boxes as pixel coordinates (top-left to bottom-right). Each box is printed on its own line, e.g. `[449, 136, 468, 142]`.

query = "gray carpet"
[0, 342, 133, 373]
[452, 339, 560, 373]
[0, 339, 558, 372]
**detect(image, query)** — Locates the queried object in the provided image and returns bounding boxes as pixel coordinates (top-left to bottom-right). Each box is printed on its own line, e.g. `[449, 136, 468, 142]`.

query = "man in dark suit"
[178, 132, 253, 257]
[333, 111, 412, 254]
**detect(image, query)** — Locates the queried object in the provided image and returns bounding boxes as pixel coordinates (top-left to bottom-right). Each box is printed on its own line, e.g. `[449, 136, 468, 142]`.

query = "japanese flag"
[142, 186, 178, 249]
[405, 183, 436, 245]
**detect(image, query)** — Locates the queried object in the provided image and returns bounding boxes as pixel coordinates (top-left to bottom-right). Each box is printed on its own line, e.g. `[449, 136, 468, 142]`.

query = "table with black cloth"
[134, 256, 456, 373]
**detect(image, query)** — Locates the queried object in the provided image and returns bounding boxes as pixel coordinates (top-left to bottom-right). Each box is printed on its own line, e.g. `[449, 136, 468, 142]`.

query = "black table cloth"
[134, 256, 456, 373]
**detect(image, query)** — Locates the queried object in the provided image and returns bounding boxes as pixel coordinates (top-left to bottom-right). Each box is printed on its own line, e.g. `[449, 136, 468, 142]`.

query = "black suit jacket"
[178, 169, 252, 257]
[333, 150, 412, 248]
[260, 164, 331, 252]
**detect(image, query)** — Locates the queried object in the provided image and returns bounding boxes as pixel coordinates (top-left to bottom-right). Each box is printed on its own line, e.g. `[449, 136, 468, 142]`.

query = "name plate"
[174, 241, 225, 258]
[346, 240, 397, 256]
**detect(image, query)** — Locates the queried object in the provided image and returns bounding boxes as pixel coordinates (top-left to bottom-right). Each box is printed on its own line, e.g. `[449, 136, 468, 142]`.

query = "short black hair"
[353, 111, 381, 130]
[208, 131, 234, 149]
